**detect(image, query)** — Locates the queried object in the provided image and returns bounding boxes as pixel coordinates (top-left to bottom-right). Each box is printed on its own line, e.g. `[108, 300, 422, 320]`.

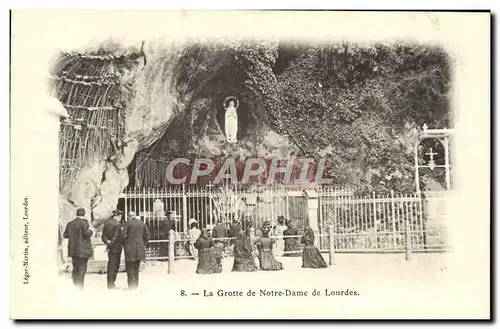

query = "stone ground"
[53, 252, 488, 319]
[60, 252, 449, 291]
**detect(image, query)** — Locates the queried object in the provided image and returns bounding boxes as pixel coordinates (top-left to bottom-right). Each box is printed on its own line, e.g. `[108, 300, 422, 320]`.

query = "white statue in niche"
[223, 97, 239, 143]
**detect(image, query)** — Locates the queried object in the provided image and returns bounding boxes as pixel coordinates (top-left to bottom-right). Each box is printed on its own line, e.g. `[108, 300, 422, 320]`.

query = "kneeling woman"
[256, 226, 283, 271]
[232, 230, 258, 272]
[301, 227, 328, 268]
[194, 229, 222, 274]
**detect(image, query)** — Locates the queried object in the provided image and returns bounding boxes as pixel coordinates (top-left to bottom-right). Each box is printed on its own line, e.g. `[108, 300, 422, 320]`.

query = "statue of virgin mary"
[223, 97, 239, 143]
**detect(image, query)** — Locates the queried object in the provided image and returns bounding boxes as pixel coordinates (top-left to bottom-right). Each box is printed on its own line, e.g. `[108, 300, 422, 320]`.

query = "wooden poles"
[54, 51, 135, 193]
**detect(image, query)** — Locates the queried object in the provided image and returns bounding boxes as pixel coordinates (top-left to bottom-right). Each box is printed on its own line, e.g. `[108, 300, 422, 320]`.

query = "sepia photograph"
[10, 11, 490, 319]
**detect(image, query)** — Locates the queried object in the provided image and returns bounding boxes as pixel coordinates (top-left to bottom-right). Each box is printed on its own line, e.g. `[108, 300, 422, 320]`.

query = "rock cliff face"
[55, 43, 179, 228]
[56, 40, 298, 229]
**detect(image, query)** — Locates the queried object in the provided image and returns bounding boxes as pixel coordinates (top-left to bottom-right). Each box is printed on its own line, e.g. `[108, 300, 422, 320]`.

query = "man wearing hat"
[101, 209, 123, 289]
[63, 208, 94, 288]
[122, 211, 150, 289]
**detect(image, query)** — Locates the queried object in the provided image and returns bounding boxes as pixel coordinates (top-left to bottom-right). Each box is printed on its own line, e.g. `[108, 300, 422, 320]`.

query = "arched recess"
[414, 124, 453, 192]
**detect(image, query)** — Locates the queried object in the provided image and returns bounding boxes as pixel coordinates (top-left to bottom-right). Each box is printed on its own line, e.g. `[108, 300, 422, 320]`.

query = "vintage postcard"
[10, 11, 490, 319]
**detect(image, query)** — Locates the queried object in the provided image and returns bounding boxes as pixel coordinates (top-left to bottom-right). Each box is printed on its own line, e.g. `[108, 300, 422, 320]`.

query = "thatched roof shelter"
[50, 47, 145, 192]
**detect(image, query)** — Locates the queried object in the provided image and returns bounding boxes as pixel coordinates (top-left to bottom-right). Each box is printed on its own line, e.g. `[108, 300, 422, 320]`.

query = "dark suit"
[122, 217, 150, 289]
[63, 217, 93, 288]
[159, 219, 176, 259]
[101, 218, 122, 288]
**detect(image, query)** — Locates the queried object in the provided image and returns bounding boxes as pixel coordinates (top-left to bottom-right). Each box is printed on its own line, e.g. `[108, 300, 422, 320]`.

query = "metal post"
[391, 190, 396, 249]
[405, 214, 412, 261]
[270, 188, 274, 224]
[414, 142, 420, 193]
[329, 224, 335, 265]
[124, 190, 128, 224]
[417, 190, 427, 250]
[318, 195, 324, 249]
[444, 136, 451, 191]
[142, 187, 146, 220]
[286, 194, 290, 222]
[182, 186, 188, 234]
[209, 185, 213, 228]
[168, 229, 175, 274]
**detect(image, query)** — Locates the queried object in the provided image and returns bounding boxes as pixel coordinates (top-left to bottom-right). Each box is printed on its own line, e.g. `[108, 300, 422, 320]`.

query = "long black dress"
[229, 223, 242, 246]
[232, 232, 258, 272]
[256, 237, 283, 271]
[194, 236, 222, 274]
[283, 227, 301, 256]
[301, 228, 328, 268]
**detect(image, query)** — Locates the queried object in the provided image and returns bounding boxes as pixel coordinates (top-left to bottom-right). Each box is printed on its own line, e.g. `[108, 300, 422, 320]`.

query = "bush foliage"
[175, 40, 452, 193]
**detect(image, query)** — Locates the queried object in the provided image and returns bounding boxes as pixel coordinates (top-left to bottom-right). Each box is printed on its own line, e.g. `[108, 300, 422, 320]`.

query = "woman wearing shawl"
[301, 227, 328, 268]
[283, 220, 301, 257]
[255, 226, 283, 271]
[231, 229, 258, 272]
[194, 229, 222, 274]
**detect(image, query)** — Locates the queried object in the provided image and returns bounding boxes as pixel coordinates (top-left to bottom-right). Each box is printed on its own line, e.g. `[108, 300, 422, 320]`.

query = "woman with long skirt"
[283, 220, 301, 257]
[194, 229, 222, 274]
[232, 230, 258, 272]
[255, 226, 283, 271]
[301, 227, 328, 268]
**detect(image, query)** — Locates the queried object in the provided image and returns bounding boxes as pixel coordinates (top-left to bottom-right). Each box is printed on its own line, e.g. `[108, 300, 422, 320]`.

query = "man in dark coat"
[101, 209, 123, 289]
[159, 210, 176, 260]
[122, 211, 150, 289]
[63, 208, 94, 288]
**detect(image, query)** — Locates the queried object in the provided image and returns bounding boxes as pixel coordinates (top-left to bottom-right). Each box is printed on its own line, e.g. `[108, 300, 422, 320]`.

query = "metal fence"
[319, 189, 448, 252]
[118, 185, 449, 257]
[120, 185, 312, 258]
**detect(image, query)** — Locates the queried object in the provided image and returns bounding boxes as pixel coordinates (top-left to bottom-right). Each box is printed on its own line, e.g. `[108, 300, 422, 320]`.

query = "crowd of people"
[63, 208, 150, 290]
[187, 217, 328, 275]
[61, 208, 328, 290]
